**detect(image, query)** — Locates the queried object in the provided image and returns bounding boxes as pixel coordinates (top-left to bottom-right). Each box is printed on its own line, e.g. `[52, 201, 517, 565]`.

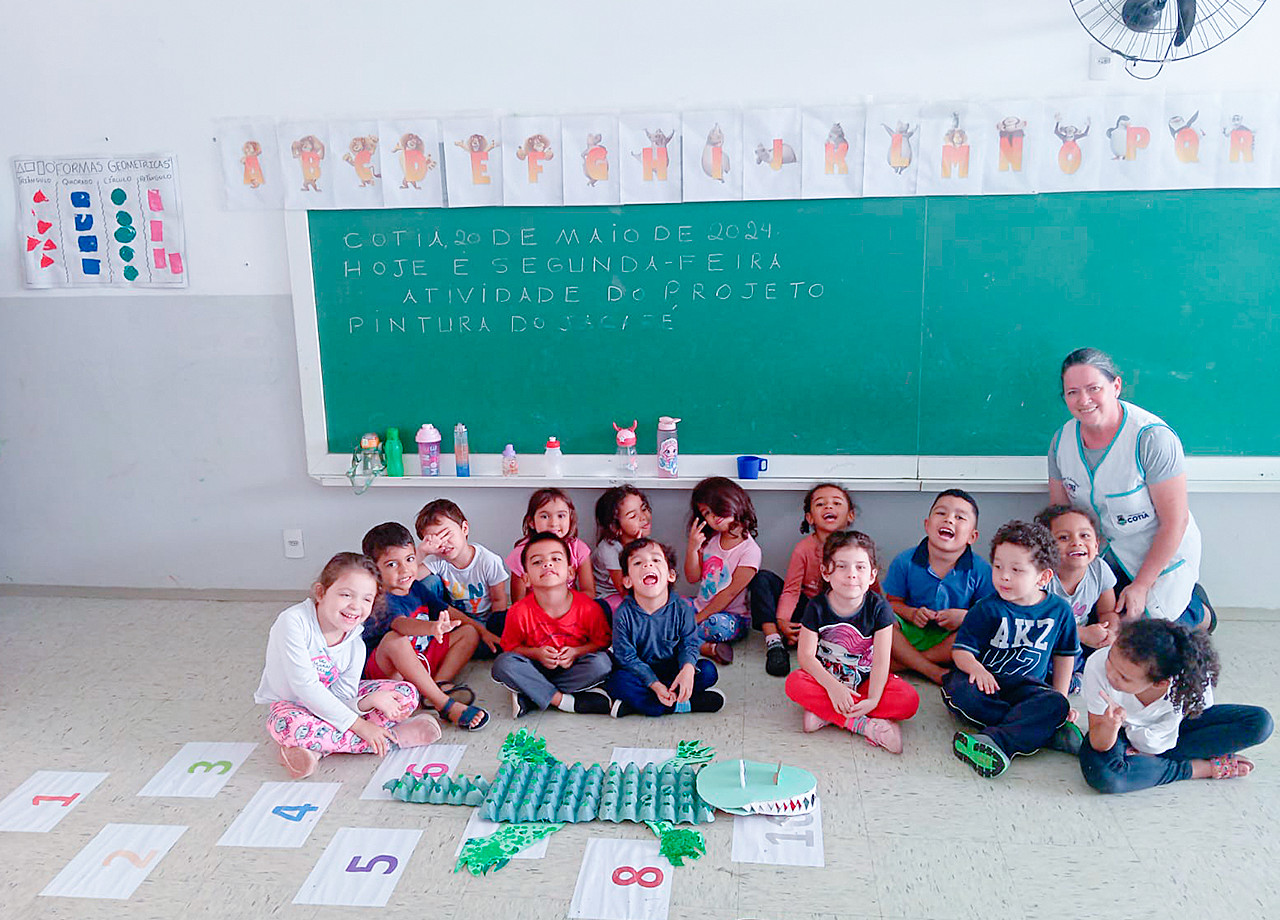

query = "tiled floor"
[2, 594, 1277, 919]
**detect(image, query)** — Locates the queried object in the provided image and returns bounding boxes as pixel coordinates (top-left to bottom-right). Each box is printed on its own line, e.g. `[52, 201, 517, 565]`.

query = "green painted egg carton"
[384, 772, 491, 806]
[479, 760, 715, 825]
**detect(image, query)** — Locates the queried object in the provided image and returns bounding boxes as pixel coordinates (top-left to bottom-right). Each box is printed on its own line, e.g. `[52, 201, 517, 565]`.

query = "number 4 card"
[731, 798, 825, 867]
[218, 782, 340, 848]
[0, 771, 108, 833]
[137, 742, 256, 798]
[293, 827, 422, 907]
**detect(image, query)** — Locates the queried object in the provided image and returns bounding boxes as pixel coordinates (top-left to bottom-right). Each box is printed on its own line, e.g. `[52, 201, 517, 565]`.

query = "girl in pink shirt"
[508, 488, 595, 602]
[684, 477, 762, 665]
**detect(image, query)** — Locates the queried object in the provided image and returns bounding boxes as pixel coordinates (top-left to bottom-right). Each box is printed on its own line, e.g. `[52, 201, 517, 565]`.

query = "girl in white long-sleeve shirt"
[255, 552, 442, 778]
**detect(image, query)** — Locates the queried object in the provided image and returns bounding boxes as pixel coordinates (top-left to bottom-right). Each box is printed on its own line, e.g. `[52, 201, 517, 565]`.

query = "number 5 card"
[293, 827, 422, 907]
[218, 782, 340, 848]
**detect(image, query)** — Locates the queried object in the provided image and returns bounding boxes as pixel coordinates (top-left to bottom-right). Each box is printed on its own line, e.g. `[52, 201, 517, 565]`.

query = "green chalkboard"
[306, 190, 1280, 457]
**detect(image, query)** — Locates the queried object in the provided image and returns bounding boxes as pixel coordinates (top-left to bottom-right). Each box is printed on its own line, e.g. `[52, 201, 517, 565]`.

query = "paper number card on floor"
[731, 799, 825, 867]
[293, 826, 422, 907]
[137, 742, 256, 798]
[0, 771, 108, 833]
[360, 743, 466, 800]
[40, 823, 187, 900]
[217, 782, 341, 848]
[569, 838, 673, 920]
[611, 748, 676, 768]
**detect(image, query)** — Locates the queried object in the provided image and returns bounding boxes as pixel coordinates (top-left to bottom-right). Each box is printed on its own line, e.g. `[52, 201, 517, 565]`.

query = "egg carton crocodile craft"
[383, 729, 817, 875]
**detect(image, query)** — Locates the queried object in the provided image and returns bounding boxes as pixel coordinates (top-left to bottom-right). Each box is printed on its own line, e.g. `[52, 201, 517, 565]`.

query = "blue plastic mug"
[736, 455, 769, 479]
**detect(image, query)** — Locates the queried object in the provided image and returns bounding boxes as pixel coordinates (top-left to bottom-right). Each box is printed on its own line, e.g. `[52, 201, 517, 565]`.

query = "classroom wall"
[2, 2, 1278, 604]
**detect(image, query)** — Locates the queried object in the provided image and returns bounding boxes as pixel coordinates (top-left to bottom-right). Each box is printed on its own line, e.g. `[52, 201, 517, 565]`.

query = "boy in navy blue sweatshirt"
[606, 539, 725, 717]
[944, 521, 1083, 777]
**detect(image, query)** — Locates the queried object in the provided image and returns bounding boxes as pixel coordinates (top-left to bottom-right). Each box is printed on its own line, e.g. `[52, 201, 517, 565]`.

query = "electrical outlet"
[283, 528, 305, 559]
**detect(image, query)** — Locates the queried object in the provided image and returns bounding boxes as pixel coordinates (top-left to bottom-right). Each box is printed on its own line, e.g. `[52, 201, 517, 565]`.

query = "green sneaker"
[953, 731, 1009, 778]
[1045, 720, 1084, 756]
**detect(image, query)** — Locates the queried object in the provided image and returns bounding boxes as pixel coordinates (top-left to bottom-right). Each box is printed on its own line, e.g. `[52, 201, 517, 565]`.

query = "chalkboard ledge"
[306, 454, 1280, 493]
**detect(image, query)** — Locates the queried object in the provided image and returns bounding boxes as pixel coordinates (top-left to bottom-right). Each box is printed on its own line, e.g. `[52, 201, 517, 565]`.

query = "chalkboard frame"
[285, 208, 1280, 491]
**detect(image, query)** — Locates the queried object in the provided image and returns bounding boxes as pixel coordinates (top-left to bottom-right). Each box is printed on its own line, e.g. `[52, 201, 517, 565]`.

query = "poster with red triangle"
[11, 153, 187, 289]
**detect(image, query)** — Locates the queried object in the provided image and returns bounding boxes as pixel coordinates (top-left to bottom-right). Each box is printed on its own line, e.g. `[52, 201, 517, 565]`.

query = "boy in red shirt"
[492, 532, 613, 717]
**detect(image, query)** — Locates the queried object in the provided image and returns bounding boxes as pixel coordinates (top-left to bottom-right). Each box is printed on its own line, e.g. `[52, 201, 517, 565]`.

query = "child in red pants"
[784, 531, 919, 753]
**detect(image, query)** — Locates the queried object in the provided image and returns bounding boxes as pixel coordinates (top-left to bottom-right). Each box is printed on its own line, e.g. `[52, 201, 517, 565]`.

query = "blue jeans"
[606, 657, 719, 716]
[941, 670, 1070, 756]
[1080, 704, 1274, 794]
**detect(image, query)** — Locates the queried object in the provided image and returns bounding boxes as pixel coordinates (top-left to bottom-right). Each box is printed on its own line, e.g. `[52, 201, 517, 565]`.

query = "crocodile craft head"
[694, 758, 818, 816]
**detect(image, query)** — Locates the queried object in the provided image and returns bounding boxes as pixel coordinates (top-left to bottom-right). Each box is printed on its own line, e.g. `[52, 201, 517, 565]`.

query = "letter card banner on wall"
[215, 93, 1280, 209]
[12, 153, 187, 289]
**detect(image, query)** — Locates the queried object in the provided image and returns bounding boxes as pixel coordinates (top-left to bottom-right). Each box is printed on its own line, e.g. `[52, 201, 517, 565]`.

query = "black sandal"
[436, 681, 475, 705]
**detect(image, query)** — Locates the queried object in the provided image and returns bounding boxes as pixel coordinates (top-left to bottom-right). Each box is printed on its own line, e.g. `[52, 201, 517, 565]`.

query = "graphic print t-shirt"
[426, 544, 508, 621]
[799, 592, 896, 687]
[693, 533, 762, 616]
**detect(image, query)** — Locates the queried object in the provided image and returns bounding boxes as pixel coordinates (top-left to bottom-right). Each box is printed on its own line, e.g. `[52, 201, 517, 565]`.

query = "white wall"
[2, 2, 1277, 602]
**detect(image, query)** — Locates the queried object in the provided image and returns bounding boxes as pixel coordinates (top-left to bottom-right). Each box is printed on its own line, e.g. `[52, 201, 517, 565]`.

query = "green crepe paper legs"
[456, 823, 564, 876]
[644, 820, 706, 867]
[659, 740, 715, 770]
[499, 728, 560, 766]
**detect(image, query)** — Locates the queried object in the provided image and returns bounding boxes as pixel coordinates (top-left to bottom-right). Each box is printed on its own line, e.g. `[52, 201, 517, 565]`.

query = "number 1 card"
[0, 771, 108, 833]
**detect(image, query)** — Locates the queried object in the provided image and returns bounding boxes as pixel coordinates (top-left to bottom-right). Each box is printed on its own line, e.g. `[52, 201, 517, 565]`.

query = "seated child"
[1080, 619, 1273, 794]
[507, 489, 595, 602]
[684, 476, 762, 665]
[752, 483, 859, 678]
[884, 489, 994, 685]
[416, 499, 509, 660]
[1036, 504, 1119, 688]
[606, 538, 724, 717]
[254, 552, 442, 779]
[492, 532, 614, 717]
[784, 531, 919, 753]
[592, 485, 654, 612]
[946, 521, 1082, 778]
[359, 522, 489, 731]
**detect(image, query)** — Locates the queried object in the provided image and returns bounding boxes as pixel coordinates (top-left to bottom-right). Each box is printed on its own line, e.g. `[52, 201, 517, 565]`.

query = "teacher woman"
[1047, 348, 1205, 626]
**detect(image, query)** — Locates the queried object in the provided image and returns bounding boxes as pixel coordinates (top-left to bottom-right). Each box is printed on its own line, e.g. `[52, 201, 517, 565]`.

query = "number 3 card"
[293, 827, 422, 907]
[569, 838, 673, 920]
[217, 782, 340, 848]
[137, 742, 257, 798]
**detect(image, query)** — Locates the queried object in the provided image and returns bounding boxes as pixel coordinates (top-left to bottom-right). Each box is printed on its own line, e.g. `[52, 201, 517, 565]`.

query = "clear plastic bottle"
[454, 423, 470, 477]
[416, 423, 441, 476]
[502, 443, 519, 477]
[657, 416, 680, 478]
[544, 436, 563, 478]
[614, 421, 638, 476]
[384, 427, 404, 477]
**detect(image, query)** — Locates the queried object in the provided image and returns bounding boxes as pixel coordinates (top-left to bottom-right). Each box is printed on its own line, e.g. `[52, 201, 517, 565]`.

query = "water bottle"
[347, 432, 385, 494]
[544, 436, 563, 478]
[502, 443, 519, 477]
[454, 423, 470, 477]
[384, 427, 404, 477]
[416, 423, 442, 476]
[614, 420, 638, 476]
[657, 416, 680, 478]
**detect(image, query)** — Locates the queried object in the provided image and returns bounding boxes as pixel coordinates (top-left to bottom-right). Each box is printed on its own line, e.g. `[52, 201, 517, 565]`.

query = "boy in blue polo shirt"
[883, 489, 994, 684]
[945, 520, 1082, 778]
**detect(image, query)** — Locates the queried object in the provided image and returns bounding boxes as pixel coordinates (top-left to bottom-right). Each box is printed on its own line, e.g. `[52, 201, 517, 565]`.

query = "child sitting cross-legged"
[606, 538, 725, 718]
[946, 521, 1083, 778]
[492, 532, 614, 718]
[359, 522, 489, 731]
[783, 531, 919, 753]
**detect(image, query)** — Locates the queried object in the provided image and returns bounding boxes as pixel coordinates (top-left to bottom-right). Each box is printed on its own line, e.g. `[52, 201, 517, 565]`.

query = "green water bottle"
[385, 427, 404, 477]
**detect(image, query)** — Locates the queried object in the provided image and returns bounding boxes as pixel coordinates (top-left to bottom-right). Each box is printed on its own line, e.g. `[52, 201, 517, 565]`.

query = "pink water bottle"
[416, 423, 442, 476]
[657, 416, 680, 478]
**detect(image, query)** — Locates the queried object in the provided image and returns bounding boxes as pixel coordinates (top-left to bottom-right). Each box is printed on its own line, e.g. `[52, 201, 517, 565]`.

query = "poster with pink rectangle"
[168, 253, 183, 275]
[153, 249, 167, 269]
[150, 220, 163, 242]
[147, 189, 164, 211]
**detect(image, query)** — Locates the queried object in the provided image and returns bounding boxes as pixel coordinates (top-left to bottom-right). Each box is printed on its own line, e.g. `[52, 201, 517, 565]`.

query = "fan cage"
[1070, 0, 1267, 63]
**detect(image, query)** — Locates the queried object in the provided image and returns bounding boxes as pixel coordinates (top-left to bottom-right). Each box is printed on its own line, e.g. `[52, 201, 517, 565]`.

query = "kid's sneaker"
[953, 731, 1009, 778]
[572, 687, 612, 715]
[690, 687, 726, 713]
[510, 690, 535, 719]
[765, 643, 791, 677]
[1045, 719, 1085, 756]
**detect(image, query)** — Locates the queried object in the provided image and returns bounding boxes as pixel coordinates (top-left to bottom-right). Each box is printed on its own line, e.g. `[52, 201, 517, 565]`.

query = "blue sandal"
[440, 697, 490, 731]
